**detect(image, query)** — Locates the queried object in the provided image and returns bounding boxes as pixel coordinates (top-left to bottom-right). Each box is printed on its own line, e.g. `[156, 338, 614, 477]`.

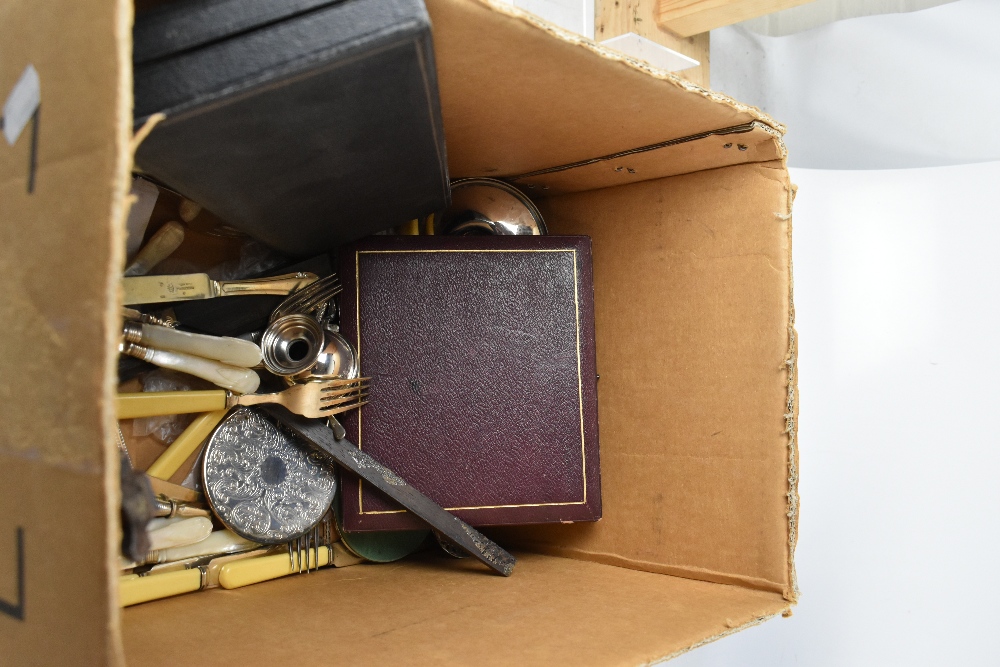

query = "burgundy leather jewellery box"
[338, 235, 601, 530]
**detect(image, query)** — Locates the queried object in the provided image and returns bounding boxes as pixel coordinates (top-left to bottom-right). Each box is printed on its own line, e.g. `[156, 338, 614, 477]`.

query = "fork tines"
[318, 378, 369, 415]
[320, 400, 369, 417]
[272, 274, 343, 321]
[321, 391, 370, 409]
[316, 378, 368, 395]
[316, 376, 367, 387]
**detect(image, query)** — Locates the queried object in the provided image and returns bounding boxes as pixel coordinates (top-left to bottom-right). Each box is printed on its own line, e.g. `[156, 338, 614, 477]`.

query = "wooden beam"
[596, 0, 711, 88]
[657, 0, 816, 37]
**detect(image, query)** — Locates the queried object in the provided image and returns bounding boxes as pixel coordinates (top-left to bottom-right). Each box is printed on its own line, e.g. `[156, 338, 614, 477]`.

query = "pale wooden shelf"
[656, 0, 816, 37]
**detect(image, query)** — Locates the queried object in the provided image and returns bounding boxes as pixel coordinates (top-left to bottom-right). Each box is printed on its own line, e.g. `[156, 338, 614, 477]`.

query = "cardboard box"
[0, 0, 798, 664]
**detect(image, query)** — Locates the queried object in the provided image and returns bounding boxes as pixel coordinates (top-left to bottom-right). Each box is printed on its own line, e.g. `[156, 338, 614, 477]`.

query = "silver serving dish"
[439, 177, 547, 236]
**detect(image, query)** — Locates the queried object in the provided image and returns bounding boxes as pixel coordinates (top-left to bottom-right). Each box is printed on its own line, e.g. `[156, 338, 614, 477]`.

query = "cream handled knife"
[119, 547, 273, 607]
[122, 271, 318, 305]
[119, 343, 260, 394]
[218, 547, 332, 589]
[122, 320, 262, 367]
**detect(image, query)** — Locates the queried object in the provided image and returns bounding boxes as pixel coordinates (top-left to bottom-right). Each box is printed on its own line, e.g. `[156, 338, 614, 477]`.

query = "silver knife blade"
[123, 272, 319, 305]
[123, 273, 217, 305]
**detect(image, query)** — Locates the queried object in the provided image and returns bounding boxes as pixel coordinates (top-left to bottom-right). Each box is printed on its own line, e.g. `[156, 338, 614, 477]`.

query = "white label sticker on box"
[3, 64, 40, 146]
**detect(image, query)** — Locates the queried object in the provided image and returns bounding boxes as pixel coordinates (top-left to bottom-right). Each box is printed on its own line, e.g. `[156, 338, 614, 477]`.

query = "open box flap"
[427, 0, 785, 180]
[122, 552, 791, 666]
[0, 0, 132, 664]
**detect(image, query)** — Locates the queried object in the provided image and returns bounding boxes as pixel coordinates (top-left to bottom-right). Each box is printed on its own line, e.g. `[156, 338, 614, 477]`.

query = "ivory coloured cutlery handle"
[122, 345, 260, 394]
[147, 516, 213, 551]
[117, 390, 227, 419]
[120, 568, 201, 607]
[218, 548, 331, 589]
[146, 410, 228, 480]
[124, 321, 262, 367]
[121, 529, 262, 569]
[124, 220, 185, 277]
[150, 530, 261, 565]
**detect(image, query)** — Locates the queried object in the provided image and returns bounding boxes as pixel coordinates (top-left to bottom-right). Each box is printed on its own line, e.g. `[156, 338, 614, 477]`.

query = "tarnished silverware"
[122, 320, 262, 367]
[288, 513, 334, 574]
[260, 406, 517, 577]
[122, 307, 178, 328]
[151, 494, 210, 519]
[119, 341, 261, 394]
[230, 379, 369, 418]
[288, 328, 358, 384]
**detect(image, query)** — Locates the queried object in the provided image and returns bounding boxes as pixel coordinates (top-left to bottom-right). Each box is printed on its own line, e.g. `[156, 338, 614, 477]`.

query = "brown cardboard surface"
[0, 0, 132, 664]
[1, 0, 797, 663]
[492, 162, 796, 598]
[427, 0, 782, 179]
[122, 552, 790, 666]
[0, 456, 118, 664]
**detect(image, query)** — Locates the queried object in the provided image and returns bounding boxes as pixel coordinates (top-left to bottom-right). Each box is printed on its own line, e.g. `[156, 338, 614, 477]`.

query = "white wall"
[670, 162, 1000, 665]
[498, 0, 594, 38]
[739, 0, 958, 37]
[711, 0, 1000, 169]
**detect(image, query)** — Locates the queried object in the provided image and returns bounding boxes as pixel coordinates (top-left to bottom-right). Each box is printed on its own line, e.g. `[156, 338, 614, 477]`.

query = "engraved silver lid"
[202, 408, 336, 544]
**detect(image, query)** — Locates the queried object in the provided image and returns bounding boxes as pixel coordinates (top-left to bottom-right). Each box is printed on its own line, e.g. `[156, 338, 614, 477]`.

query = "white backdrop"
[711, 0, 1000, 169]
[670, 162, 1000, 665]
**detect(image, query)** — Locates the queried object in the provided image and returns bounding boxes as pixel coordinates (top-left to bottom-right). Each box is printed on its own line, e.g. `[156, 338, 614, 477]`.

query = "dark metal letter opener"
[257, 405, 516, 576]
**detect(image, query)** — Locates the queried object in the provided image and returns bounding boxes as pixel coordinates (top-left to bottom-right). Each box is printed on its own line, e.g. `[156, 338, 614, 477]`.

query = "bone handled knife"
[257, 405, 517, 576]
[120, 547, 272, 607]
[122, 271, 318, 305]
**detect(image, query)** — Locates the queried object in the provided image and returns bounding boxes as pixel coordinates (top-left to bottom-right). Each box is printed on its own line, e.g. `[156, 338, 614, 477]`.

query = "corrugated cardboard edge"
[646, 609, 791, 665]
[104, 0, 136, 664]
[510, 121, 787, 181]
[783, 179, 800, 604]
[471, 0, 786, 136]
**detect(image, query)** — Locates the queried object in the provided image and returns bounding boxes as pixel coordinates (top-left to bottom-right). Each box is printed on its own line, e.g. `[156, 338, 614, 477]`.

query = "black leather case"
[133, 0, 450, 256]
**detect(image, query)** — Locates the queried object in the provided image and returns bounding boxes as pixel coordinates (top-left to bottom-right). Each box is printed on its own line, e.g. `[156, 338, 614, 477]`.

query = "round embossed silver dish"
[202, 408, 337, 544]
